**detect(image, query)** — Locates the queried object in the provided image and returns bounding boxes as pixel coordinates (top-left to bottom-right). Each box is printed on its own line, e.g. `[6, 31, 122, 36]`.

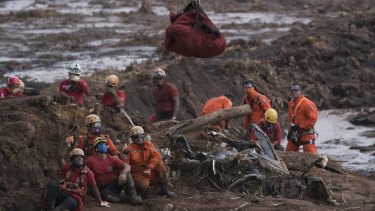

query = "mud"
[1, 0, 375, 210]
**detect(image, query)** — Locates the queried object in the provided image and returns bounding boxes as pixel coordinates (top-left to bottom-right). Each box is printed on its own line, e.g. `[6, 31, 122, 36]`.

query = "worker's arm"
[171, 96, 180, 120]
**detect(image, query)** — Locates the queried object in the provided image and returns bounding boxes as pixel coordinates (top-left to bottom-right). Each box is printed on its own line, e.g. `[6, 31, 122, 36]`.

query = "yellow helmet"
[93, 137, 107, 148]
[84, 114, 101, 126]
[265, 108, 278, 123]
[106, 74, 119, 87]
[70, 148, 85, 159]
[130, 126, 145, 136]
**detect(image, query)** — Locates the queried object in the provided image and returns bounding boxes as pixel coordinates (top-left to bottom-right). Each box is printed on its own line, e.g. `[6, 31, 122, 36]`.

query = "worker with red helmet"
[58, 63, 90, 105]
[0, 76, 24, 98]
[101, 74, 126, 112]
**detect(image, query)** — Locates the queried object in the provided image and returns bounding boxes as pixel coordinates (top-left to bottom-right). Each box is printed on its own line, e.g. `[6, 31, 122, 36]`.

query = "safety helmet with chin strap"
[68, 63, 82, 76]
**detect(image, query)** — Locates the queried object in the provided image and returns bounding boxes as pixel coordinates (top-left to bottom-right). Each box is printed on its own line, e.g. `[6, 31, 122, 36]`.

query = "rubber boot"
[160, 182, 175, 198]
[125, 173, 142, 205]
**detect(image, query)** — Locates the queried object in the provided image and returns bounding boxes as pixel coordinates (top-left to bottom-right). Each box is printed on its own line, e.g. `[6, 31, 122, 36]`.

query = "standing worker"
[0, 76, 24, 98]
[85, 137, 142, 205]
[123, 126, 174, 198]
[249, 108, 284, 150]
[58, 63, 90, 106]
[101, 74, 126, 113]
[242, 80, 271, 129]
[286, 82, 318, 155]
[201, 94, 235, 133]
[148, 67, 180, 122]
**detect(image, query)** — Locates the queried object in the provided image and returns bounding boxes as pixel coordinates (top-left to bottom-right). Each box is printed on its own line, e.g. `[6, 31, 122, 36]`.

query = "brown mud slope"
[1, 1, 375, 211]
[1, 96, 375, 211]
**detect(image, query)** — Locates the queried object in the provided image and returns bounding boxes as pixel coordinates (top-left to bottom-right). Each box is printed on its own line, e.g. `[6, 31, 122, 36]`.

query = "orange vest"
[201, 96, 232, 116]
[123, 141, 162, 172]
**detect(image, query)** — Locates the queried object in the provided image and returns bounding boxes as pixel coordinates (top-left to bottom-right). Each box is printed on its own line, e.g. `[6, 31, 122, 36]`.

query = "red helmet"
[7, 76, 21, 86]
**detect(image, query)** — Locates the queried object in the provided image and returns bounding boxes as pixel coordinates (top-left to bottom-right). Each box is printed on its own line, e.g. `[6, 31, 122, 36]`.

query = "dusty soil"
[1, 0, 375, 211]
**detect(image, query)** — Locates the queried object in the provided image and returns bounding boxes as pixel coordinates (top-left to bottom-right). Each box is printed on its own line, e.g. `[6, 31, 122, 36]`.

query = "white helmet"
[68, 63, 82, 75]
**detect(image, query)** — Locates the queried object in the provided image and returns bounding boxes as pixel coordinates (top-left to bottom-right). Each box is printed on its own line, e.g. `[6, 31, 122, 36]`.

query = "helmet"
[7, 76, 21, 86]
[70, 148, 85, 159]
[265, 108, 278, 123]
[68, 63, 82, 75]
[152, 67, 166, 78]
[105, 75, 119, 87]
[130, 126, 145, 136]
[93, 137, 107, 148]
[19, 79, 25, 91]
[84, 114, 101, 126]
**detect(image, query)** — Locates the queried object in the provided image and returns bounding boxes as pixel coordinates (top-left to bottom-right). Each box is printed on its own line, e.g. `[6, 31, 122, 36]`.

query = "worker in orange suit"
[242, 80, 271, 129]
[123, 126, 174, 198]
[201, 93, 235, 133]
[286, 82, 318, 155]
[74, 114, 120, 156]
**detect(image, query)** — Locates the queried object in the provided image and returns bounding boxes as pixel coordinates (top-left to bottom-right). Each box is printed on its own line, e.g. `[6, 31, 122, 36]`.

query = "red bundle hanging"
[164, 1, 226, 58]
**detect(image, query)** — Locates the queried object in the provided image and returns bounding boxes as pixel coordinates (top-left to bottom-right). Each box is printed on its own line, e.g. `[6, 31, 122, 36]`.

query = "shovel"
[121, 109, 135, 127]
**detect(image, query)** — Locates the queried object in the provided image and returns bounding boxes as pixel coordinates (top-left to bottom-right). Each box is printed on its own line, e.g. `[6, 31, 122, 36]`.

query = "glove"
[143, 168, 151, 177]
[65, 136, 74, 147]
[99, 201, 111, 207]
[107, 87, 116, 95]
[117, 173, 127, 186]
[290, 125, 300, 132]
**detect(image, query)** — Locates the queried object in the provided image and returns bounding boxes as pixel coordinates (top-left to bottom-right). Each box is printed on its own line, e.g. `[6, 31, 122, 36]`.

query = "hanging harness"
[59, 166, 89, 198]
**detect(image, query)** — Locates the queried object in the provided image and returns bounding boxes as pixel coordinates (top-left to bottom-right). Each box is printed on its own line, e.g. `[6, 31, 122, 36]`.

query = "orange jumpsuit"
[286, 94, 318, 155]
[242, 88, 271, 129]
[76, 133, 120, 156]
[123, 141, 169, 191]
[201, 96, 232, 131]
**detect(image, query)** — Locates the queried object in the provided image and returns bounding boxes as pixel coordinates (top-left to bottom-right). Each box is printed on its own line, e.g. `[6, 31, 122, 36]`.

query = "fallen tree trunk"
[166, 105, 252, 137]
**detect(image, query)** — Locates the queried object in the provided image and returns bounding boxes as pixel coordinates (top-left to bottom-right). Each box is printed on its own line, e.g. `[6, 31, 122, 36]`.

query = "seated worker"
[75, 114, 120, 156]
[101, 74, 126, 113]
[123, 126, 174, 197]
[148, 67, 180, 122]
[42, 148, 110, 211]
[85, 137, 142, 205]
[250, 108, 284, 150]
[0, 76, 24, 99]
[58, 63, 90, 105]
[200, 93, 235, 133]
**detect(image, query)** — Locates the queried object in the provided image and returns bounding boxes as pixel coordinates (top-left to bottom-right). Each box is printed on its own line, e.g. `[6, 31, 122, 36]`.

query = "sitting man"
[200, 93, 235, 133]
[43, 148, 110, 211]
[58, 63, 90, 106]
[101, 74, 126, 113]
[86, 137, 142, 205]
[75, 114, 120, 156]
[0, 76, 24, 99]
[123, 126, 174, 197]
[249, 108, 284, 150]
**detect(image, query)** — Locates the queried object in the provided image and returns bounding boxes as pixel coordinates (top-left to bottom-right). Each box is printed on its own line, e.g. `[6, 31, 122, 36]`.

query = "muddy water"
[1, 0, 310, 82]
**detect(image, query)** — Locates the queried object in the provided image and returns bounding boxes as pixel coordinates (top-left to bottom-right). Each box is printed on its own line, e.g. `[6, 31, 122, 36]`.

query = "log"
[166, 105, 252, 137]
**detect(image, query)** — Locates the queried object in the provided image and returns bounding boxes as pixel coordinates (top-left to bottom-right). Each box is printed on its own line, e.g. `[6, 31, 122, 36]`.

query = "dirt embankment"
[1, 0, 375, 210]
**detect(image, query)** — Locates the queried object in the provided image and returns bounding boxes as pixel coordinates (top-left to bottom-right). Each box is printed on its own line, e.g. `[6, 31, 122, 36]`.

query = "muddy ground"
[1, 0, 375, 210]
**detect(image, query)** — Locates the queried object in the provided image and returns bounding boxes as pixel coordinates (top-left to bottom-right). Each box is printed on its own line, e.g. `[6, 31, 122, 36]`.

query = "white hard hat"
[68, 63, 82, 75]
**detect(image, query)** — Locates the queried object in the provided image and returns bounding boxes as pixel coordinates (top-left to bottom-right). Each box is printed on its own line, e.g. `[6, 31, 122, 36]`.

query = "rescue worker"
[123, 126, 174, 197]
[86, 137, 142, 205]
[249, 108, 284, 151]
[286, 82, 318, 155]
[148, 67, 180, 122]
[75, 114, 120, 156]
[0, 76, 24, 98]
[242, 80, 271, 129]
[101, 74, 126, 112]
[58, 63, 90, 106]
[201, 93, 235, 133]
[43, 148, 110, 211]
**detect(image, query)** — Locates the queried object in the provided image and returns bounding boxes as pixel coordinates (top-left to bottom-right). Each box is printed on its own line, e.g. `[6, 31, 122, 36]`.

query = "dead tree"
[139, 0, 153, 14]
[166, 105, 252, 137]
